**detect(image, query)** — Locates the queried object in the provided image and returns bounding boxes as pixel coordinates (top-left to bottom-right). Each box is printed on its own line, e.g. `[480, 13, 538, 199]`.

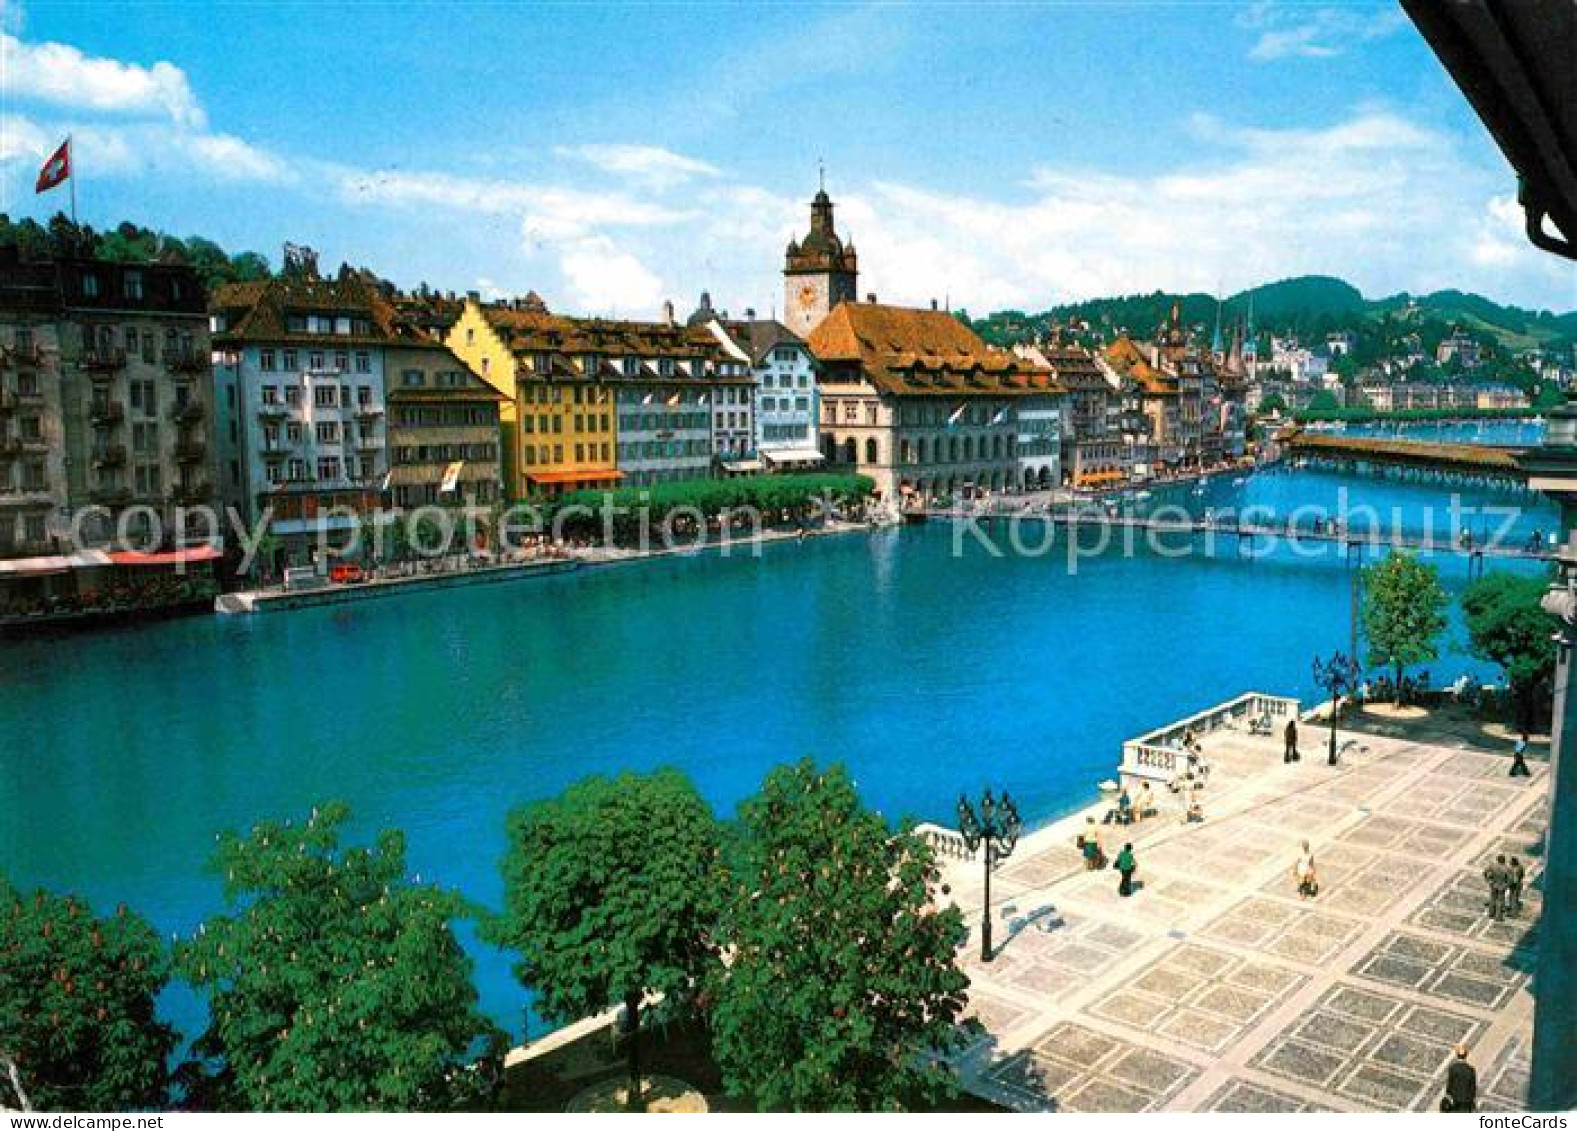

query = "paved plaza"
[940, 711, 1548, 1112]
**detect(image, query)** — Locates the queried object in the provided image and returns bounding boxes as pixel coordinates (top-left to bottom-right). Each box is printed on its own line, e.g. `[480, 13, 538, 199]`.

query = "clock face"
[799, 284, 817, 309]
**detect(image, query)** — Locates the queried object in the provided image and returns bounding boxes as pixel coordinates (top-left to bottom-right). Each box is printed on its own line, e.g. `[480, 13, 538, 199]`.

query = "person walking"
[1293, 840, 1319, 899]
[1442, 1046, 1477, 1113]
[1508, 856, 1526, 915]
[1116, 843, 1137, 897]
[1080, 817, 1105, 870]
[1510, 732, 1532, 778]
[1484, 855, 1509, 921]
[1284, 718, 1300, 763]
[1136, 781, 1154, 821]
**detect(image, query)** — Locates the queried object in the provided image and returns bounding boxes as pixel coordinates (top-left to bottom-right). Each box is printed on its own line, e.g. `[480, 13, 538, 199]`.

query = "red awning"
[526, 469, 624, 485]
[108, 546, 223, 567]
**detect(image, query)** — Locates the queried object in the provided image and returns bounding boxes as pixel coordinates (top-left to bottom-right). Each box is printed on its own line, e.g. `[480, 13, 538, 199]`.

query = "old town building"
[211, 248, 392, 560]
[0, 248, 215, 556]
[706, 314, 822, 472]
[807, 300, 1061, 502]
[783, 186, 859, 337]
[385, 327, 505, 510]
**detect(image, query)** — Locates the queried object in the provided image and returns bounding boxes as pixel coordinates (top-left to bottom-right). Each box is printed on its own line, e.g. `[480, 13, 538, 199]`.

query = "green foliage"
[1305, 389, 1341, 413]
[1257, 392, 1288, 415]
[0, 880, 175, 1111]
[179, 802, 502, 1112]
[1532, 383, 1567, 410]
[491, 770, 721, 1105]
[709, 760, 970, 1112]
[551, 473, 874, 545]
[1362, 552, 1449, 695]
[0, 213, 271, 289]
[1462, 573, 1558, 731]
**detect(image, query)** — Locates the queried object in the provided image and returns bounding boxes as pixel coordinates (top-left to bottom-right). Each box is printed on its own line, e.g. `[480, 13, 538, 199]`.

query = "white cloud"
[556, 144, 719, 189]
[555, 233, 666, 315]
[0, 31, 205, 126]
[0, 111, 294, 186]
[1241, 3, 1406, 62]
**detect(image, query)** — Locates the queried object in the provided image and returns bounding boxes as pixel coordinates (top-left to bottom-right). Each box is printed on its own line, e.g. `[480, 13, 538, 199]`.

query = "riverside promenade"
[930, 696, 1548, 1112]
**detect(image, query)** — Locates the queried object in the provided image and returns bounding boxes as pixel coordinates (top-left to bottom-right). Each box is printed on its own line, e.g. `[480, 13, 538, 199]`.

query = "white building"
[707, 316, 823, 472]
[211, 254, 393, 566]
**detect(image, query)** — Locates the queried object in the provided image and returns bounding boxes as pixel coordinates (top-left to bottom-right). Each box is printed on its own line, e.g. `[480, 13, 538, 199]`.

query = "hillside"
[971, 275, 1577, 356]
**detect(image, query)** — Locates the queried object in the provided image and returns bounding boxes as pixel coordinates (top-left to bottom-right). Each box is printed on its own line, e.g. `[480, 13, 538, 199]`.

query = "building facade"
[707, 317, 822, 471]
[211, 254, 392, 558]
[385, 332, 505, 510]
[783, 187, 859, 336]
[1, 249, 214, 557]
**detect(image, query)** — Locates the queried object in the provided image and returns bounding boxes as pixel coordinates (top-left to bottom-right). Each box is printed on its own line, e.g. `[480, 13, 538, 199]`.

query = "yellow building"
[446, 294, 620, 500]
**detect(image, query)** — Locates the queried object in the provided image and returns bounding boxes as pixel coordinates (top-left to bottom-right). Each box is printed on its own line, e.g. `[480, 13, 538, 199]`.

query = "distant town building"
[1436, 329, 1483, 369]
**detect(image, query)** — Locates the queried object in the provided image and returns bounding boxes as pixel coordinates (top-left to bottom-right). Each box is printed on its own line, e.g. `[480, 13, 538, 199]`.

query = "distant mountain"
[970, 275, 1577, 355]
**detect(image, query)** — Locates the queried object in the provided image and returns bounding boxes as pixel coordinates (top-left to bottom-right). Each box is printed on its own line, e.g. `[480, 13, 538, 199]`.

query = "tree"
[709, 760, 971, 1111]
[179, 803, 502, 1111]
[1362, 552, 1448, 701]
[491, 770, 721, 1110]
[1305, 388, 1341, 413]
[1257, 392, 1288, 416]
[0, 879, 175, 1111]
[1462, 572, 1558, 732]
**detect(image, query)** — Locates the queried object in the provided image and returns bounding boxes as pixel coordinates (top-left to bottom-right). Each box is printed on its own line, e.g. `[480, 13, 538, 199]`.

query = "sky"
[1, 0, 1573, 319]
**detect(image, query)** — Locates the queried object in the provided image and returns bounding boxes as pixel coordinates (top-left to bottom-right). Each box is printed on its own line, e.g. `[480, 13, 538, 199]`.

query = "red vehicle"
[329, 562, 366, 585]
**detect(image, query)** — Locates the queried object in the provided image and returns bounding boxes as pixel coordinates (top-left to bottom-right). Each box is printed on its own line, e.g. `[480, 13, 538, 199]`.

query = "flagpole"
[67, 134, 77, 228]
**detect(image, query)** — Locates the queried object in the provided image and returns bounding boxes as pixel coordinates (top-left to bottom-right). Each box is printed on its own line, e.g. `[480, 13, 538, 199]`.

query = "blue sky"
[2, 0, 1573, 317]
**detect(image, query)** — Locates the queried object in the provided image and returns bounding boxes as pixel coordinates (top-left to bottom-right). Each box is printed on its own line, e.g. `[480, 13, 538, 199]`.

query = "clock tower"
[783, 186, 858, 334]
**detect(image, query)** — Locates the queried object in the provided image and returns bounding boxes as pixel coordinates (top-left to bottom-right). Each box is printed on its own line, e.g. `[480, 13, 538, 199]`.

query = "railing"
[170, 401, 204, 424]
[175, 440, 206, 463]
[92, 444, 127, 468]
[91, 401, 125, 426]
[912, 821, 977, 862]
[83, 348, 128, 372]
[0, 490, 54, 509]
[90, 486, 133, 507]
[1119, 690, 1301, 783]
[2, 344, 43, 367]
[167, 349, 211, 375]
[170, 482, 211, 505]
[257, 404, 288, 420]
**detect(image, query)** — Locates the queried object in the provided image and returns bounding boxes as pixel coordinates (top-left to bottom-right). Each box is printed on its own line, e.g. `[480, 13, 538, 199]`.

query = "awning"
[526, 468, 624, 485]
[0, 555, 73, 577]
[762, 447, 826, 464]
[721, 458, 764, 473]
[108, 546, 223, 567]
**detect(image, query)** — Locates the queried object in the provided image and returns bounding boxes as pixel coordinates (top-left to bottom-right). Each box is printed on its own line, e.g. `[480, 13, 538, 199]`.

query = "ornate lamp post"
[1312, 652, 1361, 766]
[957, 789, 1023, 962]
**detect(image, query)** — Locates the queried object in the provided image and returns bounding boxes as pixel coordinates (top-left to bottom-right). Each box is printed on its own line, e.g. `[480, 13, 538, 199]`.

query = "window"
[355, 351, 370, 374]
[282, 349, 297, 371]
[309, 351, 325, 371]
[287, 458, 305, 482]
[318, 456, 342, 480]
[124, 271, 144, 300]
[82, 274, 99, 298]
[316, 422, 339, 443]
[402, 369, 424, 388]
[23, 514, 46, 542]
[286, 386, 301, 406]
[129, 380, 157, 416]
[286, 315, 307, 332]
[141, 331, 155, 363]
[358, 385, 372, 406]
[314, 384, 337, 408]
[334, 351, 349, 373]
[132, 422, 157, 454]
[260, 348, 276, 371]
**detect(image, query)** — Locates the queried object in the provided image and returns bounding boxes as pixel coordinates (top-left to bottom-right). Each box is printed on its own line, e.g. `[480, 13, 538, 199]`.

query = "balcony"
[82, 347, 128, 374]
[92, 444, 127, 468]
[257, 403, 288, 421]
[0, 490, 54, 509]
[89, 485, 133, 507]
[0, 438, 20, 459]
[167, 349, 211, 376]
[355, 435, 381, 451]
[175, 440, 207, 464]
[170, 400, 205, 425]
[2, 344, 42, 368]
[90, 401, 125, 427]
[169, 481, 211, 505]
[353, 405, 384, 420]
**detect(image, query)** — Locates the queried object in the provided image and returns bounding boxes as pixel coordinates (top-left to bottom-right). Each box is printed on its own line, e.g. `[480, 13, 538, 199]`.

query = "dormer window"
[658, 358, 675, 377]
[623, 356, 639, 377]
[583, 354, 600, 376]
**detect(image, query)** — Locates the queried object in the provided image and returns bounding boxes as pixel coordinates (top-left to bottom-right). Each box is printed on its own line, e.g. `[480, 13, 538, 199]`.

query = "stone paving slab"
[946, 713, 1546, 1113]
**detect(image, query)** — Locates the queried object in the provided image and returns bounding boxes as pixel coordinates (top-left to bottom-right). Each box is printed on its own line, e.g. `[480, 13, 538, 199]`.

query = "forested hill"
[970, 274, 1577, 354]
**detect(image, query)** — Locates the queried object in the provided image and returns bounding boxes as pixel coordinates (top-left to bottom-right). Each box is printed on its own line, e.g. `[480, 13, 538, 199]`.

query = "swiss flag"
[35, 139, 70, 194]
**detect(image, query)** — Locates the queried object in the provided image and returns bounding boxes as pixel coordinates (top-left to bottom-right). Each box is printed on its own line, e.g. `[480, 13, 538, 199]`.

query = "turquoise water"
[0, 464, 1556, 1040]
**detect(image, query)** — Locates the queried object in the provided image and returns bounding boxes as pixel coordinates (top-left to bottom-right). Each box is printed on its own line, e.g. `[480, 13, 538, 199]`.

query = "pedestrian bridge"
[1278, 429, 1529, 482]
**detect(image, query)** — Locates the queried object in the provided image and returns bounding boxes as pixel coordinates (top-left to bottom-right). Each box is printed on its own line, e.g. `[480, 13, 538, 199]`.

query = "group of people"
[1108, 781, 1157, 827]
[1483, 853, 1527, 921]
[1076, 818, 1140, 897]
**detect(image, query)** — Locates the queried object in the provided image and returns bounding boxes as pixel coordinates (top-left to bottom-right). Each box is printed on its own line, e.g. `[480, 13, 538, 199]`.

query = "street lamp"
[1312, 652, 1362, 766]
[957, 789, 1023, 962]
